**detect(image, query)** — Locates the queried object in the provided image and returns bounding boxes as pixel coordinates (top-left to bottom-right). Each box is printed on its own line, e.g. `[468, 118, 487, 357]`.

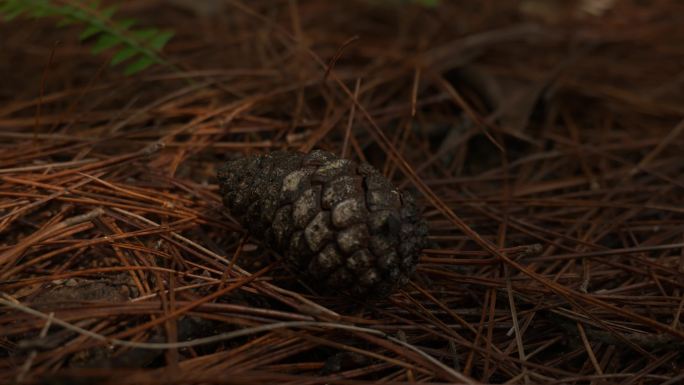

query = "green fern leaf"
[56, 16, 77, 26]
[0, 0, 177, 76]
[30, 7, 51, 17]
[99, 5, 116, 19]
[79, 23, 100, 40]
[91, 33, 121, 54]
[124, 56, 154, 75]
[150, 30, 174, 50]
[132, 28, 157, 41]
[110, 46, 137, 66]
[0, 2, 14, 14]
[2, 6, 25, 21]
[117, 18, 136, 30]
[0, 1, 24, 19]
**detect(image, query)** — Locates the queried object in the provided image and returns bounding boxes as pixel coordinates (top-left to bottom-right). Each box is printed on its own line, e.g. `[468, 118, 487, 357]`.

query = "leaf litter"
[1, 1, 683, 384]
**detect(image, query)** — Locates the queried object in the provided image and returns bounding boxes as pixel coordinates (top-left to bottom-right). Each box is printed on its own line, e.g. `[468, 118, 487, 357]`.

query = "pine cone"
[217, 150, 428, 298]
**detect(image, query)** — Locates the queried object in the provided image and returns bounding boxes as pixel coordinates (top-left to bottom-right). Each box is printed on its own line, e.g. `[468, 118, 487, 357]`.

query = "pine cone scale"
[218, 150, 428, 298]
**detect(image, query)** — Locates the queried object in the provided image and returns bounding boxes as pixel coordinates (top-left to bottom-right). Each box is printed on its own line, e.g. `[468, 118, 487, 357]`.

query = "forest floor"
[1, 1, 684, 384]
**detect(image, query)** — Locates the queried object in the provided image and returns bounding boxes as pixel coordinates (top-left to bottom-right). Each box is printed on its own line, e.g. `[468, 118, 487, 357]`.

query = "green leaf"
[60, 5, 88, 20]
[132, 28, 157, 42]
[56, 16, 77, 27]
[149, 30, 174, 50]
[117, 18, 136, 30]
[79, 24, 101, 40]
[3, 7, 25, 20]
[0, 2, 18, 14]
[91, 33, 120, 54]
[100, 5, 117, 19]
[124, 56, 155, 75]
[0, 0, 176, 76]
[110, 46, 137, 66]
[415, 0, 439, 6]
[29, 6, 51, 17]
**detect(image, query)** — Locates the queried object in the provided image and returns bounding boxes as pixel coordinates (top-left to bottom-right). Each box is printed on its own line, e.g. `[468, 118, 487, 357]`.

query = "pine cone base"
[217, 150, 428, 298]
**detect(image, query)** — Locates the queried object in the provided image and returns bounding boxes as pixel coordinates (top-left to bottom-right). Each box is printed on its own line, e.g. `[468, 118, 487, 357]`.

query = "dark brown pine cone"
[217, 150, 428, 298]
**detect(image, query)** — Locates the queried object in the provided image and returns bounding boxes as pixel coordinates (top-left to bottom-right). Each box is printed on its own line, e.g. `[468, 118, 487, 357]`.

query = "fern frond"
[0, 0, 176, 75]
[369, 0, 440, 7]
